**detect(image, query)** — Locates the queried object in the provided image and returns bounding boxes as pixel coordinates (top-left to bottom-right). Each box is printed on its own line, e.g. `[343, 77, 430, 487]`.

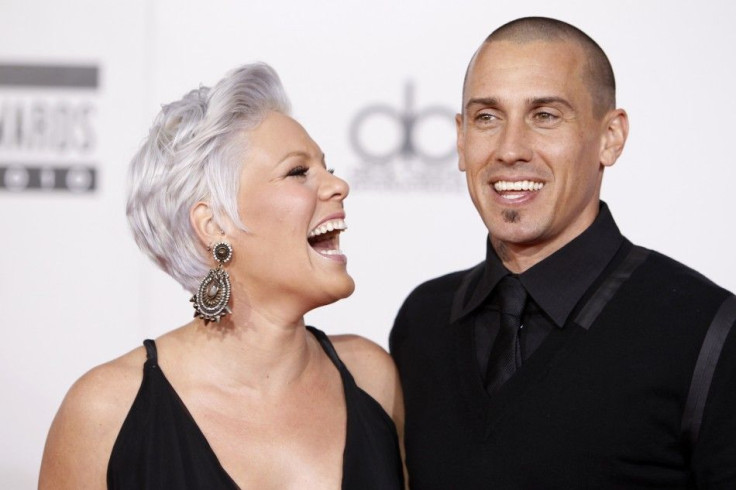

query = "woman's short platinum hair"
[126, 62, 291, 293]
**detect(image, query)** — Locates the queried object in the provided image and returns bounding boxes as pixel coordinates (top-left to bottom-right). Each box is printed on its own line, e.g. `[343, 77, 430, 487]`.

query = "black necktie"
[485, 275, 527, 394]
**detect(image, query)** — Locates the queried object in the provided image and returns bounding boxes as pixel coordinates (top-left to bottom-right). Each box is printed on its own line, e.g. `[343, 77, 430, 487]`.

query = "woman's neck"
[176, 305, 317, 395]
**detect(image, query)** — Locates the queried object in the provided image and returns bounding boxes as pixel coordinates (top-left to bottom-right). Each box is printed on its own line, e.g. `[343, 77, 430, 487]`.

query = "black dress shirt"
[455, 203, 625, 376]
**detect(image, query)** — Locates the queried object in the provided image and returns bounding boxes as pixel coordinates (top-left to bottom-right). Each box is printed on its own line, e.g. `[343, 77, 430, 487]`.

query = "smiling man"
[390, 17, 736, 489]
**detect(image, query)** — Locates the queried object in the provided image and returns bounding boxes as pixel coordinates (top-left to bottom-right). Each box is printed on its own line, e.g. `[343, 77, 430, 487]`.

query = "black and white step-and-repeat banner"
[1, 0, 734, 486]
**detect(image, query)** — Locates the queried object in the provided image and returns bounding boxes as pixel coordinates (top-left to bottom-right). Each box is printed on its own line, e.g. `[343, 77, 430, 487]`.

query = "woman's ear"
[190, 201, 223, 248]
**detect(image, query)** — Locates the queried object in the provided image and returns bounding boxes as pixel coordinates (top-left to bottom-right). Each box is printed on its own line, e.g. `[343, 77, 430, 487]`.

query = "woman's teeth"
[308, 219, 346, 257]
[308, 219, 347, 238]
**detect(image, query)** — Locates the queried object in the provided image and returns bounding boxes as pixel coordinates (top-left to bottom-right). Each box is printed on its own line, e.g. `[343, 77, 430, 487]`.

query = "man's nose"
[495, 119, 533, 165]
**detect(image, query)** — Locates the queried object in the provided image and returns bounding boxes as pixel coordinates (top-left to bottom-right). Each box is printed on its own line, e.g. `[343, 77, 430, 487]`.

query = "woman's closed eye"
[286, 165, 309, 178]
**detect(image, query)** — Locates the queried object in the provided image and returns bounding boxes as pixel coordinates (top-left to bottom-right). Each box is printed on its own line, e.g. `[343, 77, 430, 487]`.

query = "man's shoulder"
[390, 265, 481, 355]
[638, 246, 731, 296]
[621, 245, 734, 330]
[403, 263, 483, 306]
[391, 263, 482, 342]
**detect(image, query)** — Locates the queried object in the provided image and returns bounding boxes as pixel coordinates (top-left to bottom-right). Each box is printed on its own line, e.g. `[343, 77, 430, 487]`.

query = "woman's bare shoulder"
[329, 333, 402, 420]
[38, 345, 147, 489]
[70, 346, 147, 416]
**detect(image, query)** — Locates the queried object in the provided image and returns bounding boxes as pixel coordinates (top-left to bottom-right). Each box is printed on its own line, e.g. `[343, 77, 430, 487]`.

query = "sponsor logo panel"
[348, 82, 463, 192]
[0, 64, 99, 193]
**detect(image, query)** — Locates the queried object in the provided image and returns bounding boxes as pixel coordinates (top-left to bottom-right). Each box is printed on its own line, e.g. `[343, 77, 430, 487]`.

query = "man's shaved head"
[463, 17, 616, 117]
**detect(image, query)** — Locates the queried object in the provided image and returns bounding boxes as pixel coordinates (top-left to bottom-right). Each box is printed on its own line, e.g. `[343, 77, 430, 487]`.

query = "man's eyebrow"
[527, 96, 574, 110]
[465, 97, 500, 112]
[464, 96, 575, 113]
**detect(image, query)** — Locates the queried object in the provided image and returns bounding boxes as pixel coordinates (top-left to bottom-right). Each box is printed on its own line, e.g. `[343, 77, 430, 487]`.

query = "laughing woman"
[39, 63, 405, 490]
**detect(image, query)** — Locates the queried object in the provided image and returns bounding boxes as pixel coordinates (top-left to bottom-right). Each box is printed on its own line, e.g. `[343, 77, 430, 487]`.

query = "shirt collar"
[451, 201, 624, 326]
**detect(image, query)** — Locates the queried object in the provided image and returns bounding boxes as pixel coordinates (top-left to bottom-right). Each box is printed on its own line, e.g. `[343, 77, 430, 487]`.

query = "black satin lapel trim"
[574, 246, 650, 330]
[681, 294, 736, 446]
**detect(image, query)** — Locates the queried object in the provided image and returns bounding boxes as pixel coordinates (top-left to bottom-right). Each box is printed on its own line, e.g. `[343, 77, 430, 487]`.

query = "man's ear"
[190, 201, 225, 248]
[456, 113, 467, 172]
[600, 109, 629, 168]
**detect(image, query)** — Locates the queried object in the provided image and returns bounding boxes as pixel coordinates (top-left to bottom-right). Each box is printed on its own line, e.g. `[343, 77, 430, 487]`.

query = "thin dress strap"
[306, 326, 345, 371]
[142, 339, 158, 364]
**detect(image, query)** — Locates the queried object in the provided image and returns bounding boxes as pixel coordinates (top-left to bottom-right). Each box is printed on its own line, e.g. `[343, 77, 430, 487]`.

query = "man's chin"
[486, 215, 542, 245]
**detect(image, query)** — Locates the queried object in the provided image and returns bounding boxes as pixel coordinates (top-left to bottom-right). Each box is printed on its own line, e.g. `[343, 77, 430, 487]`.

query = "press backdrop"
[1, 0, 735, 487]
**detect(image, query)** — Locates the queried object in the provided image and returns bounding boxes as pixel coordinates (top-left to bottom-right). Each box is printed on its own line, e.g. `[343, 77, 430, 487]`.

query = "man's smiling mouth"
[493, 180, 545, 192]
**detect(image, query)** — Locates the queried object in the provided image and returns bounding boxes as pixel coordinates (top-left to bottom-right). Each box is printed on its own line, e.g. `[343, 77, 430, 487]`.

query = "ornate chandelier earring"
[190, 241, 233, 324]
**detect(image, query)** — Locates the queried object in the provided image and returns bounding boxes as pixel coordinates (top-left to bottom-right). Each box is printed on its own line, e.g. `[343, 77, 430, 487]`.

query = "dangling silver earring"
[191, 242, 233, 324]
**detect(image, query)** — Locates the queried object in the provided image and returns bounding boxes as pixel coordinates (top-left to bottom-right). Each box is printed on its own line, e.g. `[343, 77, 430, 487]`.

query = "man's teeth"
[308, 219, 347, 238]
[319, 249, 344, 256]
[493, 180, 544, 192]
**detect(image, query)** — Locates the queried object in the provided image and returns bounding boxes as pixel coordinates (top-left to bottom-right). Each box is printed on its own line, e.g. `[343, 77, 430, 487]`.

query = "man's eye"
[476, 113, 497, 122]
[534, 111, 558, 122]
[287, 165, 309, 177]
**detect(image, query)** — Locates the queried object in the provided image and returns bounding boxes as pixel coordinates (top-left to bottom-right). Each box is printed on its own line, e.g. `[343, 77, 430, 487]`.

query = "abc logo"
[349, 83, 455, 164]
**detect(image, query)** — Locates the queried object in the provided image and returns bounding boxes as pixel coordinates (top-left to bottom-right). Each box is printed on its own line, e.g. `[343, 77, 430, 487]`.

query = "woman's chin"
[313, 275, 356, 309]
[331, 275, 356, 301]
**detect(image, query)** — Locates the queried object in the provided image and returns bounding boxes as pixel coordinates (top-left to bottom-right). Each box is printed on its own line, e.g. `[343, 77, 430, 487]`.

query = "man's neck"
[491, 217, 600, 274]
[491, 237, 551, 273]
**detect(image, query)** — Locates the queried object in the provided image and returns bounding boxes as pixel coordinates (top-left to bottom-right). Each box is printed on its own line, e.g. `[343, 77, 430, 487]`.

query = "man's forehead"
[474, 39, 584, 70]
[464, 40, 587, 98]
